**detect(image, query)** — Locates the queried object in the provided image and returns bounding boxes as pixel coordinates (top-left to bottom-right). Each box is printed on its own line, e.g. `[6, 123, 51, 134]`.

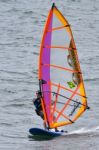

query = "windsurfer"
[33, 90, 59, 132]
[33, 91, 47, 129]
[33, 91, 43, 117]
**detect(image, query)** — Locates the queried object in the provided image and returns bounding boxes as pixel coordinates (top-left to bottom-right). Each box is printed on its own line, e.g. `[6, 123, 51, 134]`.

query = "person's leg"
[43, 122, 47, 129]
[39, 111, 49, 130]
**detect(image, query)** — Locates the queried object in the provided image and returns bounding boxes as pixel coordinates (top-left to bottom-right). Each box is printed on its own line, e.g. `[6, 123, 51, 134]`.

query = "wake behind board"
[29, 128, 64, 138]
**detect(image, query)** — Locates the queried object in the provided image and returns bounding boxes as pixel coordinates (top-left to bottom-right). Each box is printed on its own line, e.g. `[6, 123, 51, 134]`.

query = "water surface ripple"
[0, 0, 99, 149]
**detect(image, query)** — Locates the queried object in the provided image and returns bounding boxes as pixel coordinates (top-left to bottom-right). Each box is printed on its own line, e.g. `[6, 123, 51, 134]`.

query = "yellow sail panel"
[53, 6, 72, 38]
[53, 7, 69, 26]
[72, 84, 87, 121]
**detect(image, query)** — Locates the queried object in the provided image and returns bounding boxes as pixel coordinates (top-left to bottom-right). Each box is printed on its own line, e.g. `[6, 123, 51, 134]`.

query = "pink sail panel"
[39, 9, 53, 124]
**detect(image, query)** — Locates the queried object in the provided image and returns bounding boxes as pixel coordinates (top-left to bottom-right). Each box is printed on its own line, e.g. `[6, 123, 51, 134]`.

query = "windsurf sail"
[38, 3, 89, 129]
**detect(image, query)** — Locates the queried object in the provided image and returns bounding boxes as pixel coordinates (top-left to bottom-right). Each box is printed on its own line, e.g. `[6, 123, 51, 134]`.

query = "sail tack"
[38, 3, 88, 128]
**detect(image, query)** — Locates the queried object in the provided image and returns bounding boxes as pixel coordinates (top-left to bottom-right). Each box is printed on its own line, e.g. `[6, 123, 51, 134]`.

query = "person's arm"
[33, 98, 36, 104]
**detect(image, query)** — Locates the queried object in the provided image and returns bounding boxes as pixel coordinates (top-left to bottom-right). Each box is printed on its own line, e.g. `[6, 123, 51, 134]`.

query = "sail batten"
[54, 84, 80, 122]
[44, 45, 72, 50]
[48, 24, 70, 32]
[43, 64, 80, 73]
[48, 82, 85, 97]
[38, 3, 88, 129]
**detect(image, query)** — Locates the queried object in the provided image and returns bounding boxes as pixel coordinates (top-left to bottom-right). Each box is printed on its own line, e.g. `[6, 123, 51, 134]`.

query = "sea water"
[0, 0, 99, 149]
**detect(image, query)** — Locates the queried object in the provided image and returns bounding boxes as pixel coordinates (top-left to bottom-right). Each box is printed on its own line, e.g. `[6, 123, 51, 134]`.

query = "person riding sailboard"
[33, 86, 59, 132]
[33, 91, 44, 119]
[33, 90, 47, 129]
[30, 3, 90, 137]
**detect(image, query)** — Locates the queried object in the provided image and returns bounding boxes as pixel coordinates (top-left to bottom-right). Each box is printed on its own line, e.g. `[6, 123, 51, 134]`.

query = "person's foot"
[55, 129, 59, 132]
[61, 130, 64, 132]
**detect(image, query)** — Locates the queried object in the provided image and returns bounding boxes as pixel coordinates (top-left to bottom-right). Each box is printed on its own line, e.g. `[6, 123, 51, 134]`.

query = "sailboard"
[29, 128, 64, 139]
[29, 3, 89, 137]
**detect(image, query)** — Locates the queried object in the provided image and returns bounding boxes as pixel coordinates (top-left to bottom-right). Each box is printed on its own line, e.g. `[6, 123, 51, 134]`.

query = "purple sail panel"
[41, 14, 53, 123]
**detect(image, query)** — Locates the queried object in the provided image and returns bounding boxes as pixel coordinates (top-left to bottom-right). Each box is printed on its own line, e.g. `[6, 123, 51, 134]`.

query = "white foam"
[64, 126, 99, 135]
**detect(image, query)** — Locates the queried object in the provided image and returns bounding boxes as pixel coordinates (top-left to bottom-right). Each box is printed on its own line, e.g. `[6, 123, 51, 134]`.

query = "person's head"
[36, 91, 42, 98]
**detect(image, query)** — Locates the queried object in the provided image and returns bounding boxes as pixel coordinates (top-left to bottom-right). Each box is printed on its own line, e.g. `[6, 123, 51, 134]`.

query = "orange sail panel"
[38, 3, 88, 129]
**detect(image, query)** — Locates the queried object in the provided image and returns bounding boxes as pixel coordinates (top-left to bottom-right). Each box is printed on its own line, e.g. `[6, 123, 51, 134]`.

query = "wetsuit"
[33, 98, 44, 119]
